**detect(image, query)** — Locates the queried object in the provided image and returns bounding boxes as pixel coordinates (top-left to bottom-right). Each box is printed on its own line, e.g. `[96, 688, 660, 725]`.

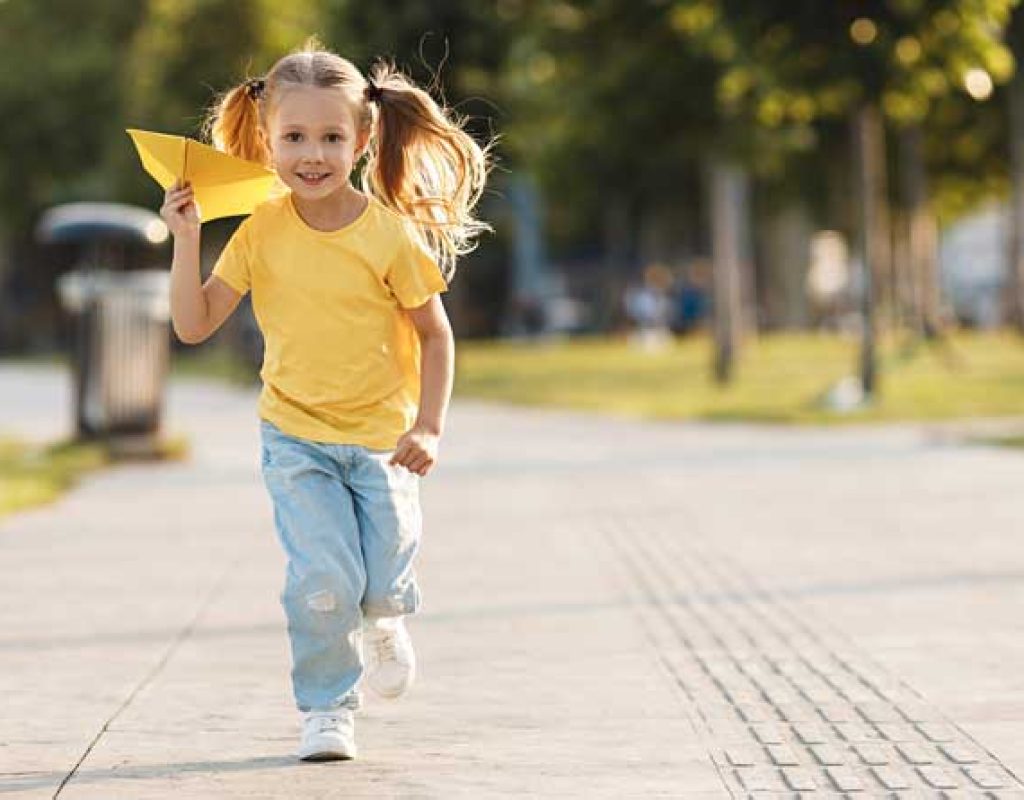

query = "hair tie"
[364, 79, 384, 104]
[246, 78, 266, 101]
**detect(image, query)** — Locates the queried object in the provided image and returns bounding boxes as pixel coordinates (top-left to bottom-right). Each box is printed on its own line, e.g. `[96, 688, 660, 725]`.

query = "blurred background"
[5, 0, 1024, 442]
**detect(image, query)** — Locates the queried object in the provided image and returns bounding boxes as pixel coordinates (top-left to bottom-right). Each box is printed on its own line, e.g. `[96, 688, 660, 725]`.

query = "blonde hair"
[201, 37, 492, 280]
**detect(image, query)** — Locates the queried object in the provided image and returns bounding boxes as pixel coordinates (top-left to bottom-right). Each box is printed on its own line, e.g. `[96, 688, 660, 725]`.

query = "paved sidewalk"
[2, 363, 1024, 797]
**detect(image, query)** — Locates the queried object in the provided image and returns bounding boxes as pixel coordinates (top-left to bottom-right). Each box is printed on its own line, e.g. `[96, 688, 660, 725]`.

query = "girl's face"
[267, 86, 369, 201]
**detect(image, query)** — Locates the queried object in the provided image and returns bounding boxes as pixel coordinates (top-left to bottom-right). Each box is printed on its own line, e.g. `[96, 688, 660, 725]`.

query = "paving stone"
[897, 742, 937, 765]
[704, 702, 745, 722]
[824, 766, 865, 791]
[766, 744, 801, 767]
[820, 704, 859, 723]
[836, 723, 887, 743]
[918, 765, 962, 789]
[709, 721, 757, 743]
[803, 686, 839, 704]
[851, 743, 891, 766]
[875, 723, 920, 742]
[871, 766, 914, 790]
[735, 767, 786, 791]
[751, 723, 787, 745]
[738, 703, 776, 723]
[780, 766, 819, 790]
[763, 689, 801, 706]
[842, 689, 879, 705]
[794, 723, 831, 745]
[895, 702, 940, 723]
[963, 765, 1011, 789]
[857, 703, 904, 724]
[811, 744, 847, 766]
[938, 743, 983, 765]
[777, 702, 817, 722]
[726, 745, 764, 767]
[916, 723, 958, 743]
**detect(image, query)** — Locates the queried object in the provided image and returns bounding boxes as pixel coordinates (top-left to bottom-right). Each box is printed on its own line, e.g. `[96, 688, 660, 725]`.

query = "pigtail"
[201, 80, 272, 167]
[362, 62, 492, 281]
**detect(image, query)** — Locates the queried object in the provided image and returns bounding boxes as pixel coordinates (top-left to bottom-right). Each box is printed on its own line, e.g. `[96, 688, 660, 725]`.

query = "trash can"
[36, 202, 171, 441]
[56, 270, 171, 438]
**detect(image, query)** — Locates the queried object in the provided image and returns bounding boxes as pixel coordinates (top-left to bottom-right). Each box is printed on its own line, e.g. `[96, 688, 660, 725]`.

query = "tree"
[0, 1, 145, 236]
[670, 0, 1019, 395]
[1008, 6, 1024, 330]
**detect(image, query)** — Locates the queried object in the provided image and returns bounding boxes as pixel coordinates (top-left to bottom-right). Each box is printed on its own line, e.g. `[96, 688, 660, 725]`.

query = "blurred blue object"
[35, 202, 169, 246]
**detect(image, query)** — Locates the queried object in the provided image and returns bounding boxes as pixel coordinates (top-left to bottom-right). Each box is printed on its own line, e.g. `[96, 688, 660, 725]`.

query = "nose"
[300, 139, 325, 164]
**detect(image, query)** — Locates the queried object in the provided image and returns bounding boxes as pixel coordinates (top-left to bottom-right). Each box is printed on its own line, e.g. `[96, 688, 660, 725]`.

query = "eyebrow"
[279, 123, 349, 132]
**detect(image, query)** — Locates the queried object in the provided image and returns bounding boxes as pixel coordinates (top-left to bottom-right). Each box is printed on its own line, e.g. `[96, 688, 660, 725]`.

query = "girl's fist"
[160, 180, 200, 238]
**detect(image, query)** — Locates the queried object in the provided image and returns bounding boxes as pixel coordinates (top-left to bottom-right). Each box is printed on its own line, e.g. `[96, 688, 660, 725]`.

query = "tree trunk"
[709, 159, 747, 384]
[760, 203, 812, 329]
[899, 125, 942, 338]
[505, 175, 549, 336]
[852, 106, 881, 398]
[1009, 37, 1024, 331]
[602, 192, 631, 330]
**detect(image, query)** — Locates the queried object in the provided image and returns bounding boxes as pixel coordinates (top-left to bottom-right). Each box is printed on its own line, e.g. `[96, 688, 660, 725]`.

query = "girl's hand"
[160, 180, 201, 238]
[390, 424, 440, 476]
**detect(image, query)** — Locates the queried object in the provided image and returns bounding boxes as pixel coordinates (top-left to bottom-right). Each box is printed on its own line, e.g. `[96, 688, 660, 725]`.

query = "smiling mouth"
[297, 172, 331, 184]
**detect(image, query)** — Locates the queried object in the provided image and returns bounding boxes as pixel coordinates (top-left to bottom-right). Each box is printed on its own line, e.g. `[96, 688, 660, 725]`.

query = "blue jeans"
[259, 418, 422, 712]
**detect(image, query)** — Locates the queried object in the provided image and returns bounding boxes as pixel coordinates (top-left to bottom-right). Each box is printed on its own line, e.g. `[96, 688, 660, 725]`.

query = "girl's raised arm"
[161, 180, 241, 344]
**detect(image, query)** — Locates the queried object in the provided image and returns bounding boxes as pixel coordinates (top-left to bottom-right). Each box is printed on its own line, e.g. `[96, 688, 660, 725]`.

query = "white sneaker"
[363, 616, 416, 699]
[298, 708, 356, 761]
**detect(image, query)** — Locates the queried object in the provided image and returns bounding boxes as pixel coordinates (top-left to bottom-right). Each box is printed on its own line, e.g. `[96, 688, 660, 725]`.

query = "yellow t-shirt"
[211, 191, 448, 449]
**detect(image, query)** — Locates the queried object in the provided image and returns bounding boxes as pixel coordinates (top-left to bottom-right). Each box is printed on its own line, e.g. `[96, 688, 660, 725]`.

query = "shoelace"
[312, 715, 346, 733]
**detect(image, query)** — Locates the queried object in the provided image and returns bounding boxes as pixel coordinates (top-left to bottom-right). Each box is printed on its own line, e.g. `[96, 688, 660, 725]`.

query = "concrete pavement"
[2, 362, 1024, 797]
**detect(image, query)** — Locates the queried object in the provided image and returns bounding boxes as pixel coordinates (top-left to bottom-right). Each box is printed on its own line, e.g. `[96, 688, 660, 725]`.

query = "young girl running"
[158, 39, 490, 762]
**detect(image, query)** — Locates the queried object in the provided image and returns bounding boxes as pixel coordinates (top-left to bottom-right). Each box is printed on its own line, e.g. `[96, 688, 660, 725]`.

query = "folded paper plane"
[126, 128, 284, 222]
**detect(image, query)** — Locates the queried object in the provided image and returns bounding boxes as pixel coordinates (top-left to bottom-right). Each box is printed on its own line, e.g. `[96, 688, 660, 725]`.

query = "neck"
[291, 183, 366, 231]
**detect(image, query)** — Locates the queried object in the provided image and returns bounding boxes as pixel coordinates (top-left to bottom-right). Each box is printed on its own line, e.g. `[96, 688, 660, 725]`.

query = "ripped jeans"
[259, 418, 422, 712]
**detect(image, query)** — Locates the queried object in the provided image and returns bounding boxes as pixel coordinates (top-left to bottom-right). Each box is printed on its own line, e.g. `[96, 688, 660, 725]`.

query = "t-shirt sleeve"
[385, 226, 448, 309]
[211, 217, 255, 296]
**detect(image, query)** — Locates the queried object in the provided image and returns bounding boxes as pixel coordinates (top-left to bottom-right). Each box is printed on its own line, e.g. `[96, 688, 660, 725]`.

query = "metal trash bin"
[36, 202, 171, 441]
[56, 270, 171, 438]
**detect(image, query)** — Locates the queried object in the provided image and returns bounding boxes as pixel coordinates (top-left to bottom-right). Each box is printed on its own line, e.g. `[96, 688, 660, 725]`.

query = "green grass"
[0, 434, 190, 521]
[40, 330, 1024, 428]
[452, 330, 1024, 425]
[0, 437, 110, 519]
[976, 434, 1024, 449]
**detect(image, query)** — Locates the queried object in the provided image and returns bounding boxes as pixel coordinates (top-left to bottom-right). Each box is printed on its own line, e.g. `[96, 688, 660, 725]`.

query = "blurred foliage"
[669, 0, 1016, 127]
[0, 0, 1021, 300]
[496, 1, 722, 246]
[666, 0, 1021, 218]
[0, 0, 145, 236]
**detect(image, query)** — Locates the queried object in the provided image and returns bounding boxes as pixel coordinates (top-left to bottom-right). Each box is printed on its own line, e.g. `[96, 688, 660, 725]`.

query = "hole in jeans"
[306, 589, 337, 613]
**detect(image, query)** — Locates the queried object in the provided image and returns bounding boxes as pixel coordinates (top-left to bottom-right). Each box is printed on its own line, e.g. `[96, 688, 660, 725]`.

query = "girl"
[158, 38, 490, 762]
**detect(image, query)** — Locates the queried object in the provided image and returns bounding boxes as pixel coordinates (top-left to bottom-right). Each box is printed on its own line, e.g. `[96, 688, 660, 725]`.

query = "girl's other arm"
[390, 294, 454, 475]
[161, 181, 242, 344]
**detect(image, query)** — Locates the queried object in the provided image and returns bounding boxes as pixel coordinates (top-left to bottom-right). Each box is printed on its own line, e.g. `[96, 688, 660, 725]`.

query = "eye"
[326, 133, 343, 143]
[284, 132, 302, 142]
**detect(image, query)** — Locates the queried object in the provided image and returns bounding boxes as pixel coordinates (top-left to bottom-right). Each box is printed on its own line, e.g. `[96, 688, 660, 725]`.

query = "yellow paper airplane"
[126, 128, 285, 222]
